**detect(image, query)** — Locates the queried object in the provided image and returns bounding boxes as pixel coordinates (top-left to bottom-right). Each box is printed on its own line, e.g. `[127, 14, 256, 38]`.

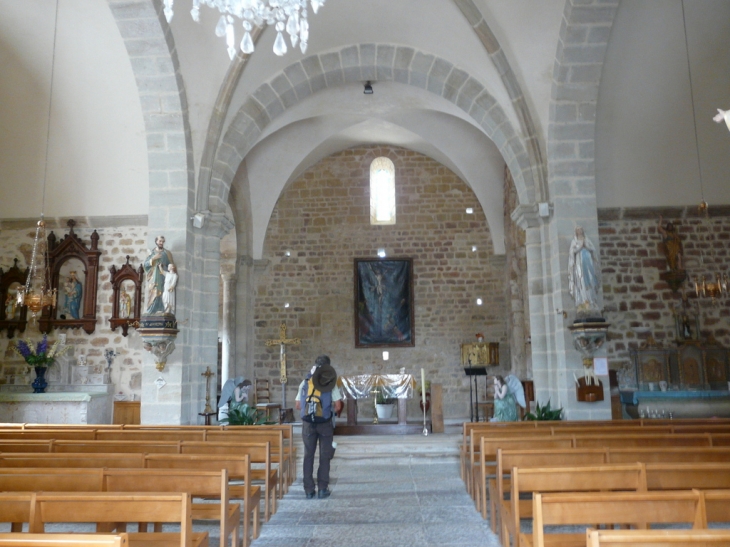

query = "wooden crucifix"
[264, 322, 301, 408]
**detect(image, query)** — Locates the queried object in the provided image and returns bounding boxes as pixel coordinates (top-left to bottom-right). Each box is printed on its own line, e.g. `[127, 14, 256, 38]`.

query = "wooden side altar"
[336, 374, 424, 435]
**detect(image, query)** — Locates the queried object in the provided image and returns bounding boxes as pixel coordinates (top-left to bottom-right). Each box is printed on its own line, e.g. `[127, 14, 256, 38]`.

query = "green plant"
[524, 399, 563, 421]
[219, 403, 271, 425]
[374, 387, 394, 405]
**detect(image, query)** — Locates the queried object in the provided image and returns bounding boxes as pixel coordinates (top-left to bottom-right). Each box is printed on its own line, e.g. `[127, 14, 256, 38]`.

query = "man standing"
[143, 236, 173, 315]
[295, 355, 344, 499]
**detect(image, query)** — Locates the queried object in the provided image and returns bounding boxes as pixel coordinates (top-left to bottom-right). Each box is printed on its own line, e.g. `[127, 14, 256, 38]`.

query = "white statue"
[568, 226, 601, 314]
[159, 263, 178, 315]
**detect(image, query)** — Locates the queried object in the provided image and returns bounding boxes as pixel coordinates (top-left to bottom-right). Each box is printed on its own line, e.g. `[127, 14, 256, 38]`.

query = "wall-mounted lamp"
[191, 212, 206, 229]
[377, 248, 386, 258]
[465, 208, 474, 214]
[285, 250, 291, 257]
[471, 245, 477, 252]
[382, 351, 389, 361]
[284, 302, 290, 308]
[476, 298, 483, 306]
[363, 81, 374, 95]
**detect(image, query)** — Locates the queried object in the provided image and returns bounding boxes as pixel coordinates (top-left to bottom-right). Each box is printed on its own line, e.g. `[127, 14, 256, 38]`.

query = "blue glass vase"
[32, 366, 48, 393]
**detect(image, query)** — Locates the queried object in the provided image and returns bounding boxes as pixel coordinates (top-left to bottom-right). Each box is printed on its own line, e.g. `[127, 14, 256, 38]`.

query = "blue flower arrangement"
[13, 335, 69, 368]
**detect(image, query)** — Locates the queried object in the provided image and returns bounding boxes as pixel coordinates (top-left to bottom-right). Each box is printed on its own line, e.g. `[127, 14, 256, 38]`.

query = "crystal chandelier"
[17, 0, 59, 323]
[17, 219, 57, 322]
[163, 0, 327, 59]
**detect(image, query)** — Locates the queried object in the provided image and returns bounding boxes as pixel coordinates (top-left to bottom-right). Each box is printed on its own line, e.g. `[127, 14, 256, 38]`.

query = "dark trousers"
[302, 419, 334, 493]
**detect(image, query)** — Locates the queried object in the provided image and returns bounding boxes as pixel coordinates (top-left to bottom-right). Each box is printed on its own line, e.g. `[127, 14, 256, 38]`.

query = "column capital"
[511, 202, 551, 230]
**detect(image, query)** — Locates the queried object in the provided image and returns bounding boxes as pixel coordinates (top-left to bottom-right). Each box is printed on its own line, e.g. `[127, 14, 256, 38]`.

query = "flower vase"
[419, 392, 431, 414]
[32, 366, 48, 393]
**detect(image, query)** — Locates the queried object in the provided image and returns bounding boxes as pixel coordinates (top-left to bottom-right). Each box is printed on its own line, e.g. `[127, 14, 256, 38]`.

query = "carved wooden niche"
[0, 259, 29, 338]
[110, 256, 144, 337]
[39, 219, 101, 334]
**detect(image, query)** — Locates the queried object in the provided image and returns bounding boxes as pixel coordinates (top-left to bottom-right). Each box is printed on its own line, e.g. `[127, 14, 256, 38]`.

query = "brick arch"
[207, 44, 539, 216]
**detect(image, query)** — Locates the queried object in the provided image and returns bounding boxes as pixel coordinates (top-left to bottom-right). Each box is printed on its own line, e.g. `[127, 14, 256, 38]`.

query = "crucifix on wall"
[264, 322, 301, 408]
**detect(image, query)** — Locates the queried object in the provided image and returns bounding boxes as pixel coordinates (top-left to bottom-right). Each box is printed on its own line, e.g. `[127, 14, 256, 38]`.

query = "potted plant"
[219, 403, 272, 425]
[524, 399, 563, 421]
[374, 387, 395, 420]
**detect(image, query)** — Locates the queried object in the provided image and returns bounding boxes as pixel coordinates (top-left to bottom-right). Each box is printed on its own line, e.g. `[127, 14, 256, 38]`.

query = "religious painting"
[354, 258, 414, 348]
[56, 258, 85, 321]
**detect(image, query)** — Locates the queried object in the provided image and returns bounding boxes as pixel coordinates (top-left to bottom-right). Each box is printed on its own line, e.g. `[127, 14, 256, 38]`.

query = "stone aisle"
[250, 452, 500, 547]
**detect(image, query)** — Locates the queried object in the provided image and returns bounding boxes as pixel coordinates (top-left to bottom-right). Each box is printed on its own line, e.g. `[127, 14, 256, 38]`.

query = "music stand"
[464, 365, 487, 421]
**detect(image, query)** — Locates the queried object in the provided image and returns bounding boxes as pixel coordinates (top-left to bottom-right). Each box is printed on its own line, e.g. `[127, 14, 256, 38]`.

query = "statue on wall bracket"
[657, 215, 687, 293]
[567, 226, 609, 402]
[136, 236, 179, 372]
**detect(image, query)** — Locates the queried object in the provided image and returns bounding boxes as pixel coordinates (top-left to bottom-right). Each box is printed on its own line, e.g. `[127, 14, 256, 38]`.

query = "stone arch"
[207, 44, 539, 217]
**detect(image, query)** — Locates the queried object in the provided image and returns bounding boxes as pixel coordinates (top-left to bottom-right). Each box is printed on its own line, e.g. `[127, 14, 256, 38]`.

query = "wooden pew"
[704, 489, 730, 527]
[0, 534, 128, 546]
[527, 490, 705, 547]
[0, 440, 54, 453]
[144, 455, 264, 546]
[0, 468, 104, 492]
[29, 492, 208, 547]
[223, 424, 297, 483]
[102, 469, 241, 547]
[0, 430, 96, 440]
[586, 528, 730, 546]
[180, 441, 281, 522]
[0, 453, 146, 468]
[0, 493, 36, 533]
[204, 429, 291, 492]
[52, 440, 181, 454]
[607, 446, 730, 464]
[95, 430, 205, 442]
[472, 436, 573, 513]
[572, 433, 713, 449]
[488, 447, 608, 526]
[500, 464, 647, 547]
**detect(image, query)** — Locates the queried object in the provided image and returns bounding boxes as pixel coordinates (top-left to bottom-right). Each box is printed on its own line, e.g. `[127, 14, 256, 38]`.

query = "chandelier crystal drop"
[16, 217, 57, 322]
[163, 0, 326, 60]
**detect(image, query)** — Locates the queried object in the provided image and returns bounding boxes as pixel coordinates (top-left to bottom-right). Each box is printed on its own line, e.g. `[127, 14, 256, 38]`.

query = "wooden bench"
[489, 447, 608, 526]
[144, 455, 263, 546]
[0, 440, 54, 453]
[102, 468, 241, 547]
[0, 453, 146, 468]
[527, 490, 705, 547]
[586, 528, 730, 546]
[180, 441, 280, 522]
[0, 492, 36, 532]
[52, 440, 181, 454]
[0, 533, 128, 546]
[0, 468, 238, 547]
[500, 464, 647, 547]
[607, 446, 730, 464]
[29, 492, 208, 547]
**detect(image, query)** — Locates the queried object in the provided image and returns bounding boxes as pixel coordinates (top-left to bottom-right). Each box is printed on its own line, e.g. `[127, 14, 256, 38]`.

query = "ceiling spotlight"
[363, 81, 374, 95]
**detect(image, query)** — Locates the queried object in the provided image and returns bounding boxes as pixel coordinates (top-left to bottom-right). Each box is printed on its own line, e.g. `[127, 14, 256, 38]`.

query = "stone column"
[220, 273, 236, 388]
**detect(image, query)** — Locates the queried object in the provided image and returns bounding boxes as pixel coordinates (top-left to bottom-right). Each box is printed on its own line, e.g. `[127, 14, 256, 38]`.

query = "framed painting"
[354, 257, 414, 348]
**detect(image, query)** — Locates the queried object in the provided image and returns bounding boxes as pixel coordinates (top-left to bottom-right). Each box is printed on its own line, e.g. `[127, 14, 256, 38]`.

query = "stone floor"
[251, 446, 500, 547]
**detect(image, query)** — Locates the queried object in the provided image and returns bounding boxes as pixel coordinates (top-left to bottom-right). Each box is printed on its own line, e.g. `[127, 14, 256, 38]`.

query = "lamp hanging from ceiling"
[162, 0, 327, 59]
[16, 0, 59, 323]
[679, 1, 728, 303]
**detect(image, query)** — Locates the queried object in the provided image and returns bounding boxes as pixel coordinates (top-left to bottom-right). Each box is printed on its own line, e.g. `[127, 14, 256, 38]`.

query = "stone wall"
[253, 146, 512, 419]
[0, 221, 148, 401]
[599, 211, 730, 387]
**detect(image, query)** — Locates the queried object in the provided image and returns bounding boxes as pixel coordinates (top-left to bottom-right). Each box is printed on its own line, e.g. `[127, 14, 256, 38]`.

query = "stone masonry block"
[116, 18, 161, 40]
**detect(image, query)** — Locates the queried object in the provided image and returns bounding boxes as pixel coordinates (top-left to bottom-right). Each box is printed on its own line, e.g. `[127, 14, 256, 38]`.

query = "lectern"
[464, 365, 488, 422]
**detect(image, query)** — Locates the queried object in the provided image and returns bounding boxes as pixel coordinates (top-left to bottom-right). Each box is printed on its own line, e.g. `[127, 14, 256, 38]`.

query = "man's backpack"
[300, 378, 333, 423]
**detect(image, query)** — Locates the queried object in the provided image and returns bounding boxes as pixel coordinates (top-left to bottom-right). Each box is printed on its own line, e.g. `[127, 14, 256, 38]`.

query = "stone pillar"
[220, 273, 236, 388]
[512, 203, 611, 420]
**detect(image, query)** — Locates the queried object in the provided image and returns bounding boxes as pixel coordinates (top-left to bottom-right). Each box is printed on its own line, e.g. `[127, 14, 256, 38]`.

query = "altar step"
[292, 426, 461, 465]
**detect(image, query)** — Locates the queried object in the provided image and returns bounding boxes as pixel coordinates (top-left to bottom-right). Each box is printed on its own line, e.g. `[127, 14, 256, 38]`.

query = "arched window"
[369, 157, 396, 225]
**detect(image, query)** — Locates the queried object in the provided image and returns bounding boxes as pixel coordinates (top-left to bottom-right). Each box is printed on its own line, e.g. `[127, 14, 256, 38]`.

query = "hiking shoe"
[317, 488, 331, 499]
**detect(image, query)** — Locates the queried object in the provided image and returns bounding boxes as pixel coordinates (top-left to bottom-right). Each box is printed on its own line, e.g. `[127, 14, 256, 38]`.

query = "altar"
[336, 373, 423, 434]
[0, 390, 113, 424]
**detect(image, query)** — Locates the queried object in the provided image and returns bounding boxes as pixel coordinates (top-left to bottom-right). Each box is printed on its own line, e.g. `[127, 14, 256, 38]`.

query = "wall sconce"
[285, 250, 291, 257]
[284, 302, 290, 308]
[377, 248, 386, 258]
[382, 351, 389, 360]
[476, 298, 483, 306]
[465, 208, 474, 214]
[471, 245, 477, 252]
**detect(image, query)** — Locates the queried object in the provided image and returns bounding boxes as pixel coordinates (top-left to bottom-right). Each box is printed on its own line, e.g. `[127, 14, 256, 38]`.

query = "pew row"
[586, 528, 730, 546]
[0, 534, 129, 546]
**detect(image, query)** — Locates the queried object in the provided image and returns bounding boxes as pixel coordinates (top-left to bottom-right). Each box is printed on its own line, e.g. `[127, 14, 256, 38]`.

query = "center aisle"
[250, 433, 500, 547]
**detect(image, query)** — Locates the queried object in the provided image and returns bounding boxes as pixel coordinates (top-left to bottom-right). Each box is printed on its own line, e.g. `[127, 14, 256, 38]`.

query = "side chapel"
[0, 0, 729, 424]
